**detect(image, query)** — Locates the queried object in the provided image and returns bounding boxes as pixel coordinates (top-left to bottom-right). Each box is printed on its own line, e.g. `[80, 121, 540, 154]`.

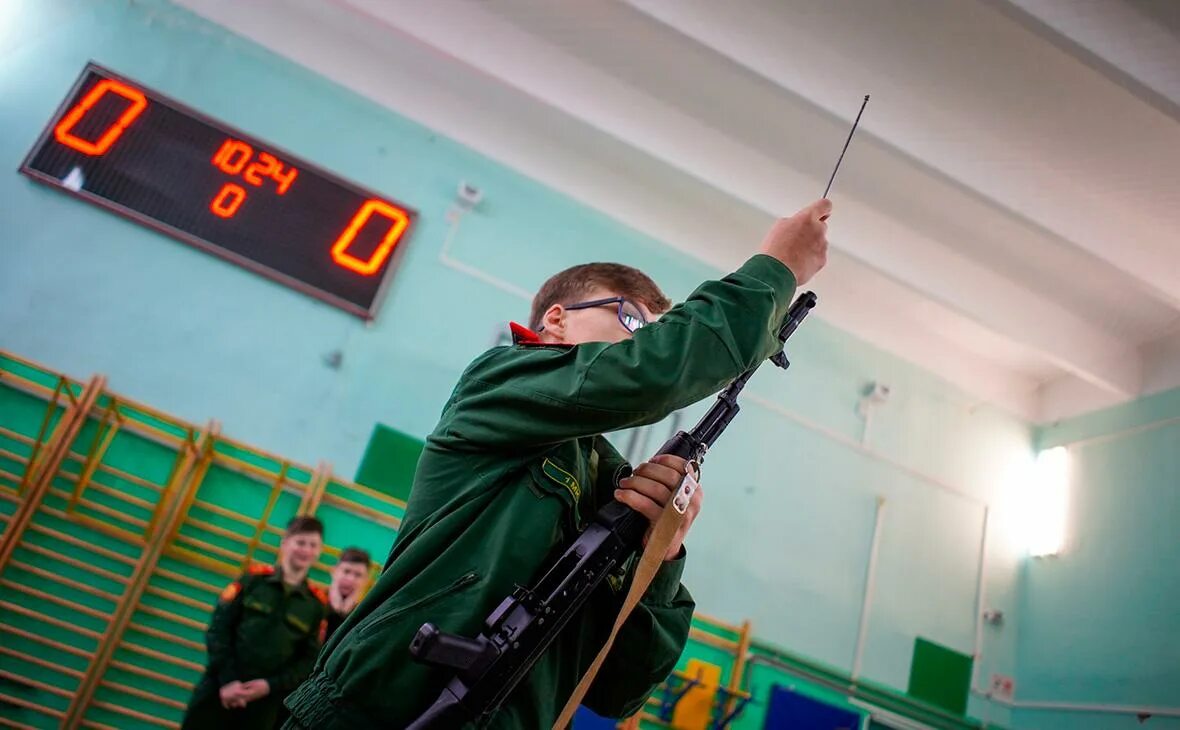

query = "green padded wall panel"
[354, 423, 424, 503]
[907, 637, 972, 716]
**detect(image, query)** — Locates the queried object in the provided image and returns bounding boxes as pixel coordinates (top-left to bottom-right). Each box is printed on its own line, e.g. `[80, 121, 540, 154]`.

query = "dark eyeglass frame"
[562, 296, 647, 333]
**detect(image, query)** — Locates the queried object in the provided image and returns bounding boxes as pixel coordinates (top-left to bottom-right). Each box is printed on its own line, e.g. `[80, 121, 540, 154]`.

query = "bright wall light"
[1024, 446, 1071, 557]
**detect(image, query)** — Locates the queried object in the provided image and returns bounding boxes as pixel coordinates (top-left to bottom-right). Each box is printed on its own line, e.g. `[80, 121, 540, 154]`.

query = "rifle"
[405, 291, 818, 729]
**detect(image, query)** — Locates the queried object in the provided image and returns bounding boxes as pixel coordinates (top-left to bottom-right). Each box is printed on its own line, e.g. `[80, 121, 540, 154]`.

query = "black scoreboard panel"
[21, 64, 416, 319]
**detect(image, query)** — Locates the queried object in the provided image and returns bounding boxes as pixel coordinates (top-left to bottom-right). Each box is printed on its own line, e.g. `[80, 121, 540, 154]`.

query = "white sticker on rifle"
[672, 466, 699, 514]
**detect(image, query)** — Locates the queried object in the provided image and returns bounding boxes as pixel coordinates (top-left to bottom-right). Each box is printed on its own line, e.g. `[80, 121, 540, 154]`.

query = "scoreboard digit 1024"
[20, 63, 417, 319]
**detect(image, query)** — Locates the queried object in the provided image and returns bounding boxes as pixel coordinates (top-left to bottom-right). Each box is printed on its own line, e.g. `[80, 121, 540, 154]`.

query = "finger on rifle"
[614, 488, 664, 523]
[648, 454, 689, 474]
[618, 474, 674, 506]
[631, 460, 684, 487]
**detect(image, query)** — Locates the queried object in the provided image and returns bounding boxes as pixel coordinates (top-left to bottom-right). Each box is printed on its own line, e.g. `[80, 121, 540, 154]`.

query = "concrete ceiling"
[175, 0, 1180, 422]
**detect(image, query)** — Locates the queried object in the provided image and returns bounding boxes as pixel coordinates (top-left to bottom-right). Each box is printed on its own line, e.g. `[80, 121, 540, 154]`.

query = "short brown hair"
[338, 547, 371, 566]
[285, 515, 324, 538]
[529, 263, 671, 331]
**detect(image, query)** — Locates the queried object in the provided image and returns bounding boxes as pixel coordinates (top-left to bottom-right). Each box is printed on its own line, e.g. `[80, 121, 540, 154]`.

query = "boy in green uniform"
[284, 200, 832, 728]
[324, 547, 372, 643]
[182, 516, 329, 729]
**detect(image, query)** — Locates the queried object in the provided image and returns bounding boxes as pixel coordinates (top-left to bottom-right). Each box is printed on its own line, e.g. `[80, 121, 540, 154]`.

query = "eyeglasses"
[563, 297, 647, 333]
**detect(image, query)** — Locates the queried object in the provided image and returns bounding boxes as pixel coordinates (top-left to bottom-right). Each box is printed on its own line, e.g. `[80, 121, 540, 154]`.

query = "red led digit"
[271, 165, 298, 195]
[54, 79, 148, 156]
[213, 140, 253, 175]
[244, 152, 281, 186]
[330, 200, 410, 275]
[211, 138, 233, 166]
[210, 183, 247, 218]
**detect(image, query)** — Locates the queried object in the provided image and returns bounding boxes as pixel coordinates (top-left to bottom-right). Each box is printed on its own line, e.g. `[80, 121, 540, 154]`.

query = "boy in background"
[324, 547, 371, 642]
[183, 516, 328, 729]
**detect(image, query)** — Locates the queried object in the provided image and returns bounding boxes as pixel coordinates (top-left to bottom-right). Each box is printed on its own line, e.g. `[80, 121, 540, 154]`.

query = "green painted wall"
[1013, 387, 1180, 730]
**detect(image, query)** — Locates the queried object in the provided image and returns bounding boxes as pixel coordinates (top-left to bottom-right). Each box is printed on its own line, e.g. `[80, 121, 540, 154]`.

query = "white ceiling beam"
[1040, 328, 1180, 422]
[624, 0, 1180, 312]
[339, 0, 1141, 397]
[999, 0, 1180, 111]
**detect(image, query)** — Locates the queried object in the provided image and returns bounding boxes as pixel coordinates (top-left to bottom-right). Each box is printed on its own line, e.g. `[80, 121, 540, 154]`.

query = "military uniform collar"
[267, 564, 311, 594]
[509, 322, 572, 348]
[509, 322, 541, 345]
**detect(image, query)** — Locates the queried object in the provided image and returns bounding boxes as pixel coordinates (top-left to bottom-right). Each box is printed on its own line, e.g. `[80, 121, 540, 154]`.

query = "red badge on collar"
[510, 322, 541, 345]
[509, 322, 574, 348]
[220, 581, 242, 603]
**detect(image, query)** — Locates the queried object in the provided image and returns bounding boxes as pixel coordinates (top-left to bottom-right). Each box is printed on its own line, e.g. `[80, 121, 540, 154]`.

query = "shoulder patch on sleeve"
[219, 581, 242, 602]
[542, 458, 582, 503]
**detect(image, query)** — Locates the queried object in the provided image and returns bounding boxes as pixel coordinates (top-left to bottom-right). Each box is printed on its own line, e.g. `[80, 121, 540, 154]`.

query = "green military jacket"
[285, 255, 796, 728]
[199, 564, 328, 698]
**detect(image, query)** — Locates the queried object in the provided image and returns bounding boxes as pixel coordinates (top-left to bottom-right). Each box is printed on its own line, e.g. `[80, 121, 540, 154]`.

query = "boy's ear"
[542, 304, 566, 337]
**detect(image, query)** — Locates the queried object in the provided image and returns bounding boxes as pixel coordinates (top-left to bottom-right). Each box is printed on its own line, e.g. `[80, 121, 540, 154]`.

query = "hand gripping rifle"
[405, 291, 818, 729]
